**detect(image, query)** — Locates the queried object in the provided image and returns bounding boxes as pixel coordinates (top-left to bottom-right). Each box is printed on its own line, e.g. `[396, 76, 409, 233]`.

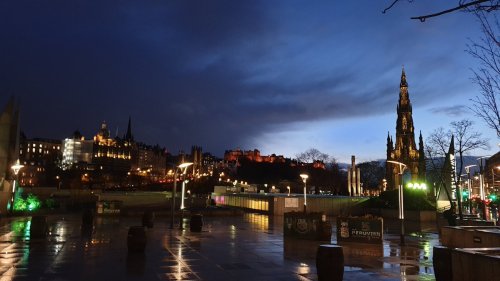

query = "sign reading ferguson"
[336, 217, 383, 244]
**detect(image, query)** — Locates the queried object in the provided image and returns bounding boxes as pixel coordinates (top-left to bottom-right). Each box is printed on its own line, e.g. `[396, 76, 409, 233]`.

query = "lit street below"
[0, 213, 437, 280]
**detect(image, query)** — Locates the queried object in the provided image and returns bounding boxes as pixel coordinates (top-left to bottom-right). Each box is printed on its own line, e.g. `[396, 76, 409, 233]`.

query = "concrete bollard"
[142, 211, 155, 228]
[82, 209, 94, 227]
[190, 214, 203, 232]
[316, 244, 344, 281]
[30, 215, 47, 239]
[433, 245, 453, 281]
[127, 226, 147, 252]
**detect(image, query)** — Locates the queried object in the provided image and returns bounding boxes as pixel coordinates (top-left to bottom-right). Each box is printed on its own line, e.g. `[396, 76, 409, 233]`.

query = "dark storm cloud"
[428, 105, 469, 117]
[0, 1, 482, 157]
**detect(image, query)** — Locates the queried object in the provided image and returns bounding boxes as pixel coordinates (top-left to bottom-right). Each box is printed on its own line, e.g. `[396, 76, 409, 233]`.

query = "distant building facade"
[132, 143, 167, 181]
[386, 68, 426, 190]
[19, 135, 61, 186]
[92, 121, 132, 174]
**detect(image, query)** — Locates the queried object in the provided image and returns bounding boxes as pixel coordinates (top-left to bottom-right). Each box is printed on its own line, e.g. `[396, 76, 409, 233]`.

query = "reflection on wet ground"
[0, 213, 437, 280]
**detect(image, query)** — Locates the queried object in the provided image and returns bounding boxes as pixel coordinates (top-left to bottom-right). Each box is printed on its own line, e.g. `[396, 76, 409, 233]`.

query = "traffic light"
[462, 190, 469, 199]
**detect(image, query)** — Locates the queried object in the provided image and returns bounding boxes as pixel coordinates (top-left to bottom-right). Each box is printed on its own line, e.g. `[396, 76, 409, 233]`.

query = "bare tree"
[428, 120, 489, 180]
[425, 127, 452, 205]
[468, 11, 500, 137]
[426, 119, 490, 218]
[383, 0, 499, 22]
[295, 148, 331, 164]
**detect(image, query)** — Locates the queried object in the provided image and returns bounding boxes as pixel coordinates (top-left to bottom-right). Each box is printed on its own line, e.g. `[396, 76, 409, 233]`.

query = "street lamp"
[465, 165, 477, 214]
[287, 186, 291, 196]
[180, 179, 189, 210]
[478, 156, 490, 201]
[170, 162, 193, 229]
[300, 174, 309, 213]
[387, 160, 407, 245]
[491, 166, 499, 193]
[10, 159, 24, 214]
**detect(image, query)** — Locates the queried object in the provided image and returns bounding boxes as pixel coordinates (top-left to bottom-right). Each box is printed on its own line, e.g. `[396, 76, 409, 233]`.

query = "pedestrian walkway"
[0, 213, 437, 280]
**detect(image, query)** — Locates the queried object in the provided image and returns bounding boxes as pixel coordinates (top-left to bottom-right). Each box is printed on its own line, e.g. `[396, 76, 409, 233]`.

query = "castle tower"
[191, 146, 203, 175]
[123, 116, 134, 143]
[386, 68, 426, 189]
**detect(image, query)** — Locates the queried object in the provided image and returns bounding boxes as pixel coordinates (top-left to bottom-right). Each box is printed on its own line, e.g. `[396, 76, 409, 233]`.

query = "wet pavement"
[0, 213, 438, 280]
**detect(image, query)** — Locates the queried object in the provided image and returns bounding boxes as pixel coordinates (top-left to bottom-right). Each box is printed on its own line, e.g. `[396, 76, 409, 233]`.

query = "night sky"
[1, 1, 497, 162]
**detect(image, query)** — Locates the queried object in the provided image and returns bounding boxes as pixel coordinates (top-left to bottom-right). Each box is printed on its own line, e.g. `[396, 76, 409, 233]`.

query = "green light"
[13, 194, 41, 212]
[26, 194, 41, 211]
[489, 194, 497, 200]
[406, 182, 427, 191]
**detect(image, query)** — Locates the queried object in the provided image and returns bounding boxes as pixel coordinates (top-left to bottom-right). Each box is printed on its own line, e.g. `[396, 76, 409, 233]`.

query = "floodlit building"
[92, 121, 132, 174]
[61, 131, 93, 170]
[224, 149, 286, 164]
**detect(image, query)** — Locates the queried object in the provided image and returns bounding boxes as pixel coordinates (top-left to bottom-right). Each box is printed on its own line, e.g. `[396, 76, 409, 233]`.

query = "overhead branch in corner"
[382, 0, 499, 22]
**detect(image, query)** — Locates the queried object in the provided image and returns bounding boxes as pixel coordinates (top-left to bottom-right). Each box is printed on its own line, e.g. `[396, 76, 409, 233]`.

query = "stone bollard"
[433, 246, 453, 281]
[127, 226, 147, 252]
[30, 215, 48, 239]
[82, 209, 94, 228]
[142, 211, 155, 228]
[190, 214, 203, 232]
[316, 244, 344, 281]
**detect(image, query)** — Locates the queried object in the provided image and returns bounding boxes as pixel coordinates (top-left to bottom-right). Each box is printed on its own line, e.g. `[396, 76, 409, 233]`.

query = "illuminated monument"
[347, 155, 361, 196]
[386, 68, 426, 190]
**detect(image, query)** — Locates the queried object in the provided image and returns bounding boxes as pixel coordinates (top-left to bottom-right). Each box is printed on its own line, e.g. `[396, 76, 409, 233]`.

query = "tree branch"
[382, 0, 401, 14]
[411, 0, 494, 22]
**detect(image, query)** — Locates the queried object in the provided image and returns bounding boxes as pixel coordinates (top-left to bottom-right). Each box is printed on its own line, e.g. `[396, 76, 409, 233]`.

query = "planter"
[337, 216, 383, 244]
[433, 246, 452, 281]
[284, 212, 331, 241]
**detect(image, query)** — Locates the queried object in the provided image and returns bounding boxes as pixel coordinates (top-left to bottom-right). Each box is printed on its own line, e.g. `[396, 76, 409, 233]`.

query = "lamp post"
[478, 156, 490, 201]
[180, 179, 189, 210]
[300, 174, 309, 213]
[491, 166, 499, 194]
[170, 162, 193, 229]
[287, 186, 291, 196]
[465, 165, 477, 214]
[10, 159, 24, 214]
[387, 160, 407, 245]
